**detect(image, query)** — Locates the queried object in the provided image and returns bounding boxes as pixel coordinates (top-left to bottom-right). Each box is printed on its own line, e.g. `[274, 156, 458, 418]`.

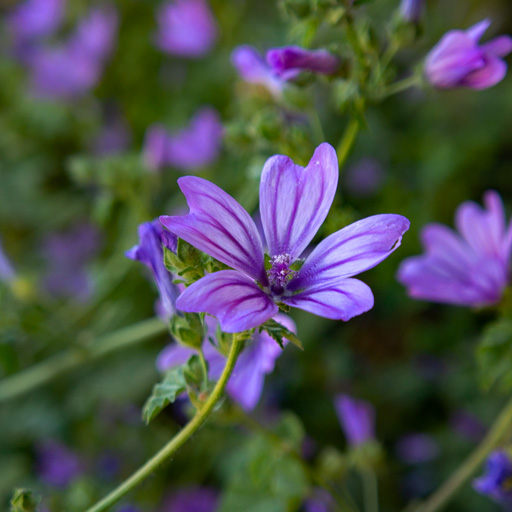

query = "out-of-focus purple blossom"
[395, 434, 439, 464]
[7, 0, 65, 45]
[157, 314, 293, 411]
[450, 411, 486, 442]
[474, 450, 512, 505]
[266, 46, 340, 80]
[143, 108, 223, 172]
[303, 488, 335, 512]
[155, 0, 217, 58]
[400, 0, 424, 24]
[0, 237, 16, 283]
[344, 158, 386, 198]
[115, 506, 142, 512]
[36, 440, 83, 488]
[126, 220, 179, 320]
[425, 19, 512, 90]
[334, 394, 375, 447]
[231, 45, 285, 97]
[162, 486, 218, 512]
[92, 118, 131, 156]
[160, 143, 409, 332]
[97, 452, 121, 480]
[398, 190, 512, 307]
[42, 223, 101, 301]
[29, 6, 118, 99]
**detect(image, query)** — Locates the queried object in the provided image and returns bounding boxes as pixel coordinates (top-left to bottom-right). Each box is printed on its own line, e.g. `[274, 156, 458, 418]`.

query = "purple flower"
[395, 434, 439, 464]
[36, 440, 83, 488]
[425, 19, 512, 90]
[450, 410, 486, 442]
[29, 6, 118, 99]
[42, 223, 101, 301]
[474, 451, 512, 505]
[160, 143, 409, 333]
[157, 314, 293, 411]
[7, 0, 65, 45]
[162, 487, 218, 512]
[266, 46, 340, 80]
[143, 108, 223, 172]
[0, 237, 16, 283]
[397, 191, 512, 307]
[126, 220, 179, 320]
[231, 45, 285, 97]
[400, 0, 424, 24]
[155, 0, 217, 58]
[303, 488, 335, 512]
[334, 394, 375, 447]
[91, 118, 131, 156]
[344, 157, 386, 198]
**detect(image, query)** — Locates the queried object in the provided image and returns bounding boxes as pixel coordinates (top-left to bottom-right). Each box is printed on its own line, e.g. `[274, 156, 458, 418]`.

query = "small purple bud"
[400, 0, 424, 24]
[395, 433, 439, 464]
[334, 394, 375, 447]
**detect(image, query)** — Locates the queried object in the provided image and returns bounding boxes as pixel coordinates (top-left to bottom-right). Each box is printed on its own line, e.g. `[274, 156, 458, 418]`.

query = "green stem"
[412, 394, 512, 512]
[382, 75, 422, 98]
[361, 468, 379, 512]
[198, 347, 210, 391]
[0, 317, 166, 403]
[85, 334, 245, 512]
[336, 118, 360, 170]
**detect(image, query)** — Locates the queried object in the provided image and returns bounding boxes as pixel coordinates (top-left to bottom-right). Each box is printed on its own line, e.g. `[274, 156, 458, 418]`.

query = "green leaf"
[10, 489, 39, 512]
[477, 318, 512, 391]
[142, 367, 187, 424]
[260, 319, 304, 351]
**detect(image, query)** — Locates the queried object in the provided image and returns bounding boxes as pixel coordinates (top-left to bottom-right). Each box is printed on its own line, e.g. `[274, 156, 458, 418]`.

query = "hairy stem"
[412, 394, 512, 512]
[0, 317, 166, 403]
[85, 333, 245, 512]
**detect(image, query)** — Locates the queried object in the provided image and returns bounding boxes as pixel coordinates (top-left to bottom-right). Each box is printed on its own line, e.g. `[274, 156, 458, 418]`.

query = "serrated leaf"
[142, 367, 187, 424]
[10, 489, 39, 512]
[260, 319, 304, 351]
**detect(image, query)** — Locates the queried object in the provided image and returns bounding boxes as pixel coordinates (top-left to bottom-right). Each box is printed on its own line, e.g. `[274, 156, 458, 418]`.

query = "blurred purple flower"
[115, 506, 142, 512]
[0, 237, 16, 283]
[157, 314, 293, 411]
[474, 450, 512, 505]
[29, 6, 118, 99]
[160, 143, 409, 332]
[231, 45, 285, 97]
[266, 46, 340, 80]
[42, 223, 101, 301]
[155, 0, 217, 58]
[37, 440, 83, 488]
[143, 108, 223, 172]
[395, 433, 439, 464]
[334, 394, 375, 447]
[398, 190, 512, 307]
[450, 410, 486, 442]
[7, 0, 65, 45]
[303, 488, 335, 512]
[344, 157, 386, 198]
[425, 19, 512, 90]
[162, 487, 218, 512]
[400, 0, 424, 24]
[92, 118, 131, 156]
[126, 220, 179, 320]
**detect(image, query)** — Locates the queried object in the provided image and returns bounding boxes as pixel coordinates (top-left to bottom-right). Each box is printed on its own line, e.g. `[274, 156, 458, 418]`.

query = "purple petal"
[0, 237, 16, 282]
[334, 394, 375, 446]
[156, 344, 196, 372]
[8, 0, 65, 42]
[288, 214, 409, 291]
[462, 54, 507, 89]
[466, 19, 491, 42]
[260, 143, 338, 261]
[161, 177, 266, 282]
[482, 35, 512, 57]
[176, 270, 277, 332]
[282, 278, 374, 321]
[143, 125, 169, 171]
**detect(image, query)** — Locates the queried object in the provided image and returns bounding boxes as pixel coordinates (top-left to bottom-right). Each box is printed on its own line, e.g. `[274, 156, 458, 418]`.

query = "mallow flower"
[425, 19, 512, 90]
[143, 108, 223, 171]
[266, 46, 340, 80]
[160, 143, 409, 333]
[155, 0, 217, 58]
[126, 220, 180, 320]
[397, 191, 512, 307]
[157, 314, 294, 411]
[474, 450, 512, 505]
[334, 394, 375, 447]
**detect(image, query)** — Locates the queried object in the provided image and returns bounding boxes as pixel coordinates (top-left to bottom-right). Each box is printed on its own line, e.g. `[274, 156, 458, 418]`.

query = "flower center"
[267, 253, 295, 296]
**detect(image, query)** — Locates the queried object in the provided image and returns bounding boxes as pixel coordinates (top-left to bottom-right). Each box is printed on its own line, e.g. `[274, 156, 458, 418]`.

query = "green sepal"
[164, 242, 203, 283]
[142, 367, 187, 424]
[184, 354, 209, 393]
[10, 489, 39, 512]
[260, 319, 303, 351]
[169, 313, 205, 349]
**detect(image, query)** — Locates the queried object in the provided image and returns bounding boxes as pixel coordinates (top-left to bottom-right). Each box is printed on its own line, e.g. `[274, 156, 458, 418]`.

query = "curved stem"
[412, 394, 512, 512]
[85, 333, 245, 512]
[0, 317, 166, 403]
[336, 118, 360, 170]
